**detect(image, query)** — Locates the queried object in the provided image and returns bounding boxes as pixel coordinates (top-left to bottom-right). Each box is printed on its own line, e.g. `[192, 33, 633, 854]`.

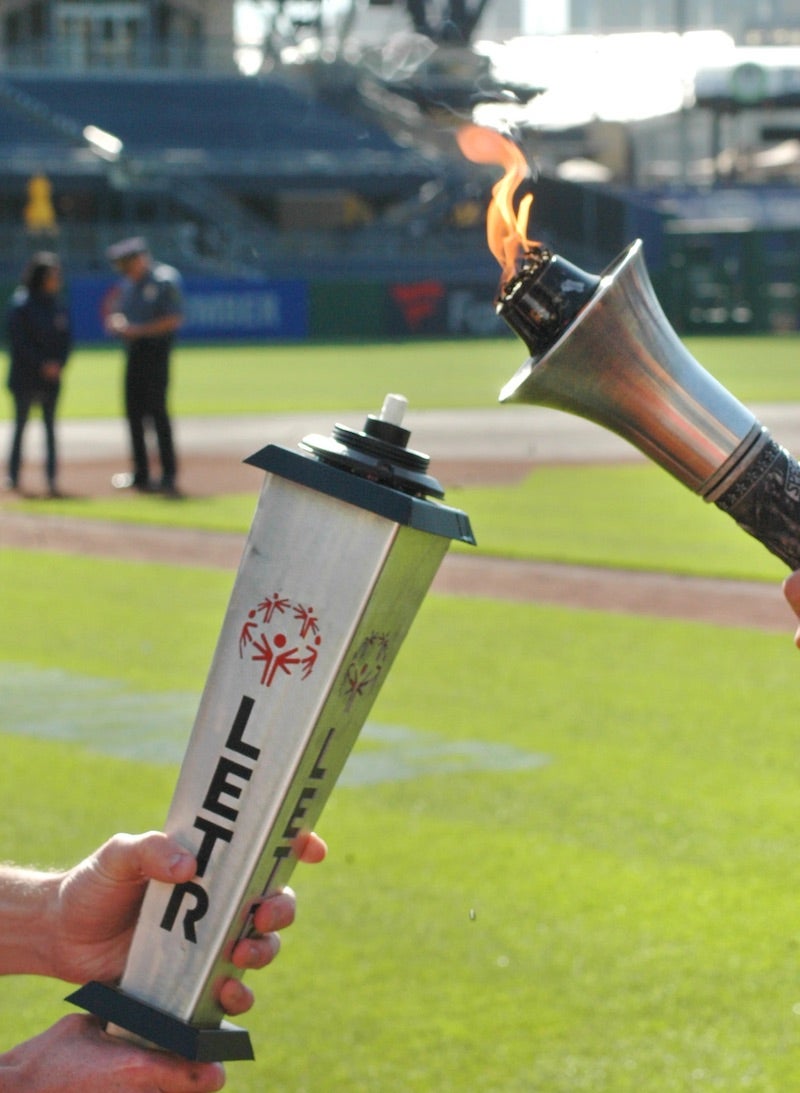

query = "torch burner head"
[497, 247, 601, 358]
[300, 394, 446, 499]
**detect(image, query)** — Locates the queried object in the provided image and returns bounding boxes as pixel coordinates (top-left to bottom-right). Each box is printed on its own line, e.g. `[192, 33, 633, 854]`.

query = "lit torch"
[459, 123, 800, 571]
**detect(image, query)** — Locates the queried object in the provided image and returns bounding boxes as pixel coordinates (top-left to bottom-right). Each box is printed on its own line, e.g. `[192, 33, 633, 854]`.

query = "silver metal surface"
[115, 470, 450, 1028]
[499, 239, 761, 495]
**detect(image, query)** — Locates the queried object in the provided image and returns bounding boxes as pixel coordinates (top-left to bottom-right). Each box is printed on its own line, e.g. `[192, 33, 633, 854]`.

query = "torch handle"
[715, 437, 800, 570]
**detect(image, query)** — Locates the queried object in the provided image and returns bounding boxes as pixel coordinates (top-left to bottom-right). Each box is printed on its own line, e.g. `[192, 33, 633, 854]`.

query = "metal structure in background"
[2, 4, 800, 332]
[0, 2, 236, 72]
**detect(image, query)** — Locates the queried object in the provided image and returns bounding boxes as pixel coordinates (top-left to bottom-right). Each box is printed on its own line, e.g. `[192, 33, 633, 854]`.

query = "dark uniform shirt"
[7, 287, 71, 394]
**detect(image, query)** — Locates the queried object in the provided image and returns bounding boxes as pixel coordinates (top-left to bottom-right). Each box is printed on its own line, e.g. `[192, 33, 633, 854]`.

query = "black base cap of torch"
[66, 981, 255, 1062]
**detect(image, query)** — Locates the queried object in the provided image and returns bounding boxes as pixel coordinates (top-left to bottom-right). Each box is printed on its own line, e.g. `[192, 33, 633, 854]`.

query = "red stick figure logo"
[238, 592, 323, 687]
[340, 632, 390, 711]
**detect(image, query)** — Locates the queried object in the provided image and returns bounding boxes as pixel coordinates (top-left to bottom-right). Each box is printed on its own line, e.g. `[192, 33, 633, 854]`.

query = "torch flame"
[456, 124, 537, 288]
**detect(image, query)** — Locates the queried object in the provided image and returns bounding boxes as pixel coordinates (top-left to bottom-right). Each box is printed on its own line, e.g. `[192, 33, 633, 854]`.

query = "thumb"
[92, 831, 197, 888]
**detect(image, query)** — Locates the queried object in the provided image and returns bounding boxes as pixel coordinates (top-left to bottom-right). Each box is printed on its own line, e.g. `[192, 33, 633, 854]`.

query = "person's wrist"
[28, 870, 64, 977]
[0, 867, 63, 977]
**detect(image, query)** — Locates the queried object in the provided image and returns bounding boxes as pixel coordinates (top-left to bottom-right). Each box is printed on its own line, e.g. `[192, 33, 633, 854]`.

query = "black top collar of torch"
[498, 250, 601, 357]
[300, 415, 445, 499]
[244, 443, 476, 545]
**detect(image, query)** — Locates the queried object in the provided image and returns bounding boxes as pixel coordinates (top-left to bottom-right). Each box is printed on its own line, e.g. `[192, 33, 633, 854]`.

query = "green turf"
[3, 331, 800, 1088]
[8, 488, 260, 535]
[34, 334, 800, 419]
[54, 339, 522, 418]
[2, 551, 800, 1090]
[7, 331, 798, 582]
[445, 462, 788, 581]
[0, 549, 231, 688]
[682, 334, 800, 404]
[7, 460, 789, 582]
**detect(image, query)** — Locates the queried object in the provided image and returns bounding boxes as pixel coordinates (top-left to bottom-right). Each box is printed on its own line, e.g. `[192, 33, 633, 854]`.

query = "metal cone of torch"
[67, 395, 475, 1061]
[497, 239, 800, 571]
[455, 123, 800, 569]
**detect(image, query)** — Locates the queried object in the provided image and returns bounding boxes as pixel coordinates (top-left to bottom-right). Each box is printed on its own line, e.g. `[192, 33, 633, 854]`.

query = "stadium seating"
[0, 74, 409, 158]
[0, 71, 481, 280]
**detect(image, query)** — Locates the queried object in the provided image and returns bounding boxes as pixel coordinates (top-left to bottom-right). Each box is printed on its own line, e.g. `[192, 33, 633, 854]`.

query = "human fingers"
[226, 889, 298, 983]
[227, 835, 325, 970]
[249, 887, 298, 937]
[295, 831, 327, 864]
[92, 832, 197, 887]
[784, 570, 800, 613]
[94, 1020, 227, 1093]
[221, 928, 283, 1014]
[6, 1015, 226, 1093]
[216, 976, 255, 1017]
[783, 571, 800, 646]
[141, 1051, 225, 1093]
[93, 830, 321, 889]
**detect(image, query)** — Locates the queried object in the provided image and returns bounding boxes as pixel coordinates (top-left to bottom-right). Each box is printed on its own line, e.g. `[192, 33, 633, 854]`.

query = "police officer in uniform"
[105, 237, 183, 497]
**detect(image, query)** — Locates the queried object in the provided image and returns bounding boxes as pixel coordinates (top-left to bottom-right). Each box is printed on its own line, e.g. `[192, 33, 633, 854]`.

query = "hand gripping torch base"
[497, 240, 800, 571]
[67, 395, 474, 1061]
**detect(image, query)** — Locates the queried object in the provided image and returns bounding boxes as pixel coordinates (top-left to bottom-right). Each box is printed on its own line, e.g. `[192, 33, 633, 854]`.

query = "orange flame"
[456, 124, 536, 286]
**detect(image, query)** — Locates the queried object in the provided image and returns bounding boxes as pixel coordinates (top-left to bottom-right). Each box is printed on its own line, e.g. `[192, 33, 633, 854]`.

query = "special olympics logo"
[340, 632, 390, 711]
[238, 593, 322, 687]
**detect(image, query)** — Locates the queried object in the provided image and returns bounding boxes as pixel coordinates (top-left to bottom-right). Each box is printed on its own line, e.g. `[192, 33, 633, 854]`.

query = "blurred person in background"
[105, 237, 183, 498]
[5, 251, 72, 498]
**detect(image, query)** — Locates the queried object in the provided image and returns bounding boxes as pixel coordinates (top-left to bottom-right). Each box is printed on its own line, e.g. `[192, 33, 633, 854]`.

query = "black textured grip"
[715, 438, 800, 570]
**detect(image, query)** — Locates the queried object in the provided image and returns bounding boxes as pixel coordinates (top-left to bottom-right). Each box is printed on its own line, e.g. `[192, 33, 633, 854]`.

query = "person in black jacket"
[5, 252, 72, 497]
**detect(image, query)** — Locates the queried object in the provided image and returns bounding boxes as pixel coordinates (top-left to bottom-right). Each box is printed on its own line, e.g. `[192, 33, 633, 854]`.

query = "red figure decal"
[293, 603, 320, 640]
[256, 593, 291, 623]
[238, 592, 324, 688]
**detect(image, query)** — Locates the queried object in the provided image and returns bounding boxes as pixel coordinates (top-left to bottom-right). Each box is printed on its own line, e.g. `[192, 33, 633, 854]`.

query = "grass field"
[52, 333, 800, 418]
[10, 460, 790, 582]
[11, 332, 800, 582]
[3, 550, 800, 1091]
[3, 335, 800, 1090]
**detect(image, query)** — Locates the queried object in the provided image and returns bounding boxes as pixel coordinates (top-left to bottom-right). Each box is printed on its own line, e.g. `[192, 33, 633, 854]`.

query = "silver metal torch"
[67, 394, 474, 1060]
[496, 239, 800, 570]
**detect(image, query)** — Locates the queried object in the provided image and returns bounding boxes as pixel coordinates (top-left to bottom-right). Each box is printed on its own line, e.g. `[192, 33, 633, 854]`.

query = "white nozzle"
[379, 393, 408, 427]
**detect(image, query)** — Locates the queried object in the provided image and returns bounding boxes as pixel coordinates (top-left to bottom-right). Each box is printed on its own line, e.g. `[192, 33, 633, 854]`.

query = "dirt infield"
[1, 450, 794, 635]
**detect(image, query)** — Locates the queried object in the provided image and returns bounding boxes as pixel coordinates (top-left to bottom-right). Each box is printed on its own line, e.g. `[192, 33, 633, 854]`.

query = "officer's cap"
[106, 236, 148, 263]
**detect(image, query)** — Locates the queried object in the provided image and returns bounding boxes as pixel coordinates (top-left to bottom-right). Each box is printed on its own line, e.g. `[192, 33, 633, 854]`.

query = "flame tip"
[456, 122, 538, 283]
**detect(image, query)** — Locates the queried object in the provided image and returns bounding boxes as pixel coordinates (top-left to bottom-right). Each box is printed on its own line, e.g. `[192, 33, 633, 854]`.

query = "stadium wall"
[64, 273, 506, 343]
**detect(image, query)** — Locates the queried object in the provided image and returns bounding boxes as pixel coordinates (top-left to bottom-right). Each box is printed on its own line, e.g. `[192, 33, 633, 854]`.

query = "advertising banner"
[384, 280, 505, 338]
[62, 273, 504, 344]
[69, 274, 309, 343]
